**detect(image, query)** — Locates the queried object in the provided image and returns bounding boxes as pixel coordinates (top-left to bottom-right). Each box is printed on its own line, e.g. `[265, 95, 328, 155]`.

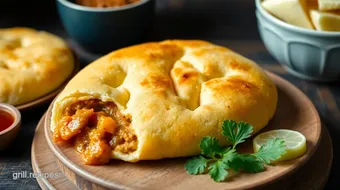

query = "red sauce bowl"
[0, 103, 21, 151]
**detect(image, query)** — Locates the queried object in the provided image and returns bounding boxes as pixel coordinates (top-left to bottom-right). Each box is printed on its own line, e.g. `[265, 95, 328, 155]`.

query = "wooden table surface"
[0, 0, 339, 189]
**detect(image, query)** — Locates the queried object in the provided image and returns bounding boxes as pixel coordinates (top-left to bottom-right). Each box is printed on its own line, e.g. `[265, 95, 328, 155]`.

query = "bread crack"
[170, 60, 202, 111]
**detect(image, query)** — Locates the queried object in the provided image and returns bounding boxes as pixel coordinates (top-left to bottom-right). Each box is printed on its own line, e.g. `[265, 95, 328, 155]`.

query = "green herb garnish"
[184, 120, 286, 182]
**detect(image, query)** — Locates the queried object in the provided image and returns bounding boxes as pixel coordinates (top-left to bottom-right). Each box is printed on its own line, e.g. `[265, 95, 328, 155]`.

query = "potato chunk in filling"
[53, 100, 137, 165]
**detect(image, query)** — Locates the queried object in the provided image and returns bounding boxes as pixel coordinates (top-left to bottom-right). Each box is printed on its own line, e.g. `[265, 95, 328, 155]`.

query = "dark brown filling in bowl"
[75, 0, 140, 8]
[53, 100, 137, 165]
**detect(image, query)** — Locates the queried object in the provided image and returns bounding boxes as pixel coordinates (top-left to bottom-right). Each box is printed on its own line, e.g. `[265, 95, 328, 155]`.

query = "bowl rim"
[0, 103, 21, 136]
[255, 0, 340, 37]
[57, 0, 151, 12]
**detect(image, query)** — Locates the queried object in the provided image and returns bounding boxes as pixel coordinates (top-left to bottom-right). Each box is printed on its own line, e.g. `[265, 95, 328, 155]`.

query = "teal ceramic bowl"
[255, 0, 340, 81]
[57, 0, 155, 54]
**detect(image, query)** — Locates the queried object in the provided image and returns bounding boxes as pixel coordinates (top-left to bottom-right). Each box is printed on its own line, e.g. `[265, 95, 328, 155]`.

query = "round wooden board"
[38, 72, 323, 190]
[32, 115, 332, 190]
[16, 54, 80, 111]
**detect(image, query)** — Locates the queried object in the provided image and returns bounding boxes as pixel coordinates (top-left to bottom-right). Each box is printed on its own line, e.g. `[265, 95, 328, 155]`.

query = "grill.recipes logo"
[12, 171, 59, 180]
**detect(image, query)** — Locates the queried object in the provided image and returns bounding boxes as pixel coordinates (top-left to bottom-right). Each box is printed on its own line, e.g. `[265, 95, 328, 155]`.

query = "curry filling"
[53, 100, 138, 165]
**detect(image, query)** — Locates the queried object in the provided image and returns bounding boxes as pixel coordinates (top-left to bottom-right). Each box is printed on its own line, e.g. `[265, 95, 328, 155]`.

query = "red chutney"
[0, 110, 14, 132]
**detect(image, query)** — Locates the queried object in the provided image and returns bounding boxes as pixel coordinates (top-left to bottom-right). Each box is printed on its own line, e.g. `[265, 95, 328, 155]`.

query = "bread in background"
[310, 9, 340, 31]
[318, 0, 340, 11]
[262, 0, 314, 29]
[262, 0, 340, 31]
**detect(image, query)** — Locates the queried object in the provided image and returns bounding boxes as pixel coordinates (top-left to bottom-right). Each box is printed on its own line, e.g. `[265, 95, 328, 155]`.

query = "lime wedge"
[253, 129, 307, 161]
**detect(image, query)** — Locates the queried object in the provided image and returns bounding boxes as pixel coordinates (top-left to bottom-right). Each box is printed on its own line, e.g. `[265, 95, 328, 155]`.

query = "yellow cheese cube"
[318, 0, 340, 11]
[262, 0, 314, 29]
[310, 9, 340, 31]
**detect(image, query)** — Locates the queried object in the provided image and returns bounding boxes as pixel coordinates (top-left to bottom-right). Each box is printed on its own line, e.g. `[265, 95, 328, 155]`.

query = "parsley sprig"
[184, 120, 286, 182]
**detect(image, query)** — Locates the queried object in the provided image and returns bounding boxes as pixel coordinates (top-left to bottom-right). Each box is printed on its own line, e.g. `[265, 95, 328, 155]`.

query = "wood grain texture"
[40, 72, 322, 190]
[31, 115, 332, 190]
[31, 115, 78, 190]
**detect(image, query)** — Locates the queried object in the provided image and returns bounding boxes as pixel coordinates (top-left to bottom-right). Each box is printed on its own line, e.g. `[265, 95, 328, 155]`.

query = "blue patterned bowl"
[255, 0, 340, 81]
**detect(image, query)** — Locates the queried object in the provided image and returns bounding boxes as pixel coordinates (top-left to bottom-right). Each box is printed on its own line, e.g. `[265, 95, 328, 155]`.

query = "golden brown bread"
[51, 40, 277, 162]
[0, 28, 74, 105]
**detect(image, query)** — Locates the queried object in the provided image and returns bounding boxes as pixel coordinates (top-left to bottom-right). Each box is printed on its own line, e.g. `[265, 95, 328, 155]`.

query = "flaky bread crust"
[0, 27, 74, 105]
[51, 40, 277, 162]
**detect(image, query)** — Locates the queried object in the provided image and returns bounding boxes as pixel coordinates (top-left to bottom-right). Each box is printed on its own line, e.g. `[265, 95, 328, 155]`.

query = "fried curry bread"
[0, 27, 74, 105]
[51, 40, 278, 164]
